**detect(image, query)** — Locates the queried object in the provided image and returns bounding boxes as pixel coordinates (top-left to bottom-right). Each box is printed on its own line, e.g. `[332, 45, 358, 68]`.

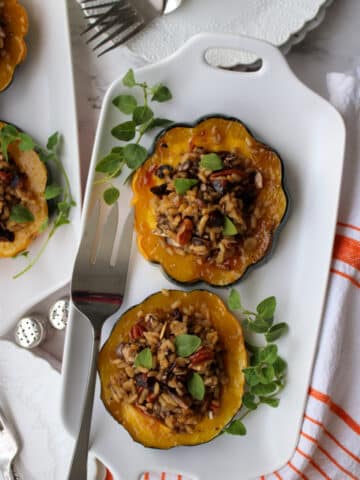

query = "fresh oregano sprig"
[95, 68, 173, 205]
[223, 289, 289, 436]
[2, 128, 76, 279]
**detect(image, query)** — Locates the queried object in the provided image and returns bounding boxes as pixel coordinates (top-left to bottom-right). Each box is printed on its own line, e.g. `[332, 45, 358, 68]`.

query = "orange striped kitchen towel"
[106, 70, 360, 480]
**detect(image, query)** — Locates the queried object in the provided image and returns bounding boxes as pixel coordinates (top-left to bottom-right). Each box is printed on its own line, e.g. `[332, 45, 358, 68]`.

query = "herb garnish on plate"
[95, 69, 173, 204]
[224, 289, 289, 436]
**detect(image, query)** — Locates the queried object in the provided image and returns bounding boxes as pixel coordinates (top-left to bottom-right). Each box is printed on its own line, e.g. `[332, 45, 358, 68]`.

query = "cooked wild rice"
[0, 153, 33, 242]
[150, 146, 264, 267]
[108, 303, 226, 433]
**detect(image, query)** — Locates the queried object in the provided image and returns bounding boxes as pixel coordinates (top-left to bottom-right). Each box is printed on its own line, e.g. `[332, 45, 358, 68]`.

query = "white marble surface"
[3, 3, 359, 479]
[68, 0, 360, 192]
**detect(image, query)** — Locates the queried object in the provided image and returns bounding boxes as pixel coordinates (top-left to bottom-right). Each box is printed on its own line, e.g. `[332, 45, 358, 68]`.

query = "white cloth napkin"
[265, 69, 360, 480]
[105, 70, 360, 480]
[265, 68, 360, 480]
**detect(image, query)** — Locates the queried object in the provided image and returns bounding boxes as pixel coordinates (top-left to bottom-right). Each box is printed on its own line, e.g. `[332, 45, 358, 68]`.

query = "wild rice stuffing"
[150, 147, 264, 267]
[109, 303, 226, 433]
[0, 2, 6, 56]
[0, 153, 33, 242]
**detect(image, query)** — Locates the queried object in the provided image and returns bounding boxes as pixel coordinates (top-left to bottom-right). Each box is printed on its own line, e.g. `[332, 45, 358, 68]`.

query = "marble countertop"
[68, 0, 360, 191]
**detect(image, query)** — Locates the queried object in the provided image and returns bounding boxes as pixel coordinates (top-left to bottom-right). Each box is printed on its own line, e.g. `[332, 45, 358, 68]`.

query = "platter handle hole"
[204, 48, 263, 72]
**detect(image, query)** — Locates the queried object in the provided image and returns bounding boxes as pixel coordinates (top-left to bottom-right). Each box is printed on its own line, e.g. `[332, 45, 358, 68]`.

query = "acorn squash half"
[98, 289, 247, 448]
[132, 115, 289, 287]
[0, 0, 28, 92]
[0, 122, 47, 257]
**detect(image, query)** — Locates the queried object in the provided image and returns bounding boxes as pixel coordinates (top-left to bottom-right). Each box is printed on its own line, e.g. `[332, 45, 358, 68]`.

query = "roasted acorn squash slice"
[98, 289, 247, 448]
[132, 116, 289, 286]
[0, 122, 47, 257]
[0, 0, 28, 92]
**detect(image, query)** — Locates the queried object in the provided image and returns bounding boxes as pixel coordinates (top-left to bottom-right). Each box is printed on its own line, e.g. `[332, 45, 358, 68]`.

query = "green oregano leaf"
[251, 382, 278, 396]
[265, 323, 289, 343]
[9, 205, 34, 223]
[96, 153, 123, 174]
[103, 187, 120, 205]
[248, 317, 270, 334]
[200, 153, 223, 171]
[227, 288, 242, 311]
[223, 216, 237, 235]
[250, 348, 262, 367]
[134, 347, 153, 369]
[123, 143, 148, 169]
[256, 296, 276, 321]
[122, 68, 136, 87]
[187, 373, 205, 400]
[174, 178, 198, 195]
[141, 117, 173, 133]
[112, 94, 137, 114]
[133, 106, 154, 126]
[47, 132, 60, 151]
[259, 396, 280, 407]
[259, 344, 278, 364]
[45, 184, 63, 200]
[242, 367, 260, 386]
[273, 356, 287, 377]
[151, 84, 172, 102]
[258, 365, 275, 384]
[224, 419, 247, 436]
[111, 121, 136, 141]
[175, 334, 201, 357]
[242, 392, 258, 410]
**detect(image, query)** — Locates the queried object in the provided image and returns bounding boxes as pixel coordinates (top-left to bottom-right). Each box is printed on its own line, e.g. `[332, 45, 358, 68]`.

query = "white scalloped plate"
[61, 34, 345, 480]
[79, 0, 333, 67]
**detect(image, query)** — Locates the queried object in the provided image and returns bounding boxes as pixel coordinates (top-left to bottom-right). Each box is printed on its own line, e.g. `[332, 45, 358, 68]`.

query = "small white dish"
[0, 0, 81, 335]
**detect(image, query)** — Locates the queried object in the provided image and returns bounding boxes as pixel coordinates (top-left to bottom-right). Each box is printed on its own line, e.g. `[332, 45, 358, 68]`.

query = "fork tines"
[79, 0, 144, 57]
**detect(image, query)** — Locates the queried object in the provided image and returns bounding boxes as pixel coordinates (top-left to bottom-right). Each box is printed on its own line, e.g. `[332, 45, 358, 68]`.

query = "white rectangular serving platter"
[61, 34, 345, 480]
[0, 0, 81, 335]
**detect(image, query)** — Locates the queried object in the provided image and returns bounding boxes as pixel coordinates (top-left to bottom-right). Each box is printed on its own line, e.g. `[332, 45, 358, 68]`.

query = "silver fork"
[66, 202, 133, 480]
[0, 406, 18, 480]
[79, 0, 180, 56]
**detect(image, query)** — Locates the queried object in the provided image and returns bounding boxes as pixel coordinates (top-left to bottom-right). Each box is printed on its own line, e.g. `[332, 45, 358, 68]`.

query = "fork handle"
[66, 329, 100, 480]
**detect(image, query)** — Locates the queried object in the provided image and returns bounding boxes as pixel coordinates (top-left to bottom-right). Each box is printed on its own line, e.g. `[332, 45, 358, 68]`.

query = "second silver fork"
[79, 0, 181, 56]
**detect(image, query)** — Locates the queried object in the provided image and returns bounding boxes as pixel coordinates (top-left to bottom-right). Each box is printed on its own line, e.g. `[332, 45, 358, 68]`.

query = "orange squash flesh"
[0, 122, 47, 257]
[98, 289, 247, 449]
[132, 116, 288, 286]
[0, 0, 28, 92]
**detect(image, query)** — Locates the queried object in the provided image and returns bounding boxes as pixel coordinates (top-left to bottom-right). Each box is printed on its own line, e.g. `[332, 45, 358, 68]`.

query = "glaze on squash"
[98, 289, 247, 448]
[132, 116, 289, 286]
[0, 0, 28, 92]
[0, 122, 47, 257]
